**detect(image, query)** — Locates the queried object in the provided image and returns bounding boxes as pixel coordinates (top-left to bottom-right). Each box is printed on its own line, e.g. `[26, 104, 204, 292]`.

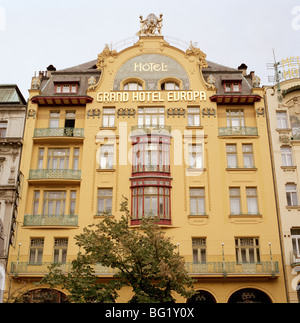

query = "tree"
[38, 198, 195, 303]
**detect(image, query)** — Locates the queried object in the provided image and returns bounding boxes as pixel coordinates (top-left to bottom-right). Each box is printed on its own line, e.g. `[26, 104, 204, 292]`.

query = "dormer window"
[161, 81, 180, 91]
[123, 82, 143, 91]
[223, 82, 242, 93]
[55, 83, 78, 94]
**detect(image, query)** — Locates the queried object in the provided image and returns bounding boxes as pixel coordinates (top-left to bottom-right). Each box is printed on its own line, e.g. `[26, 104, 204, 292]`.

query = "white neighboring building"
[265, 78, 300, 303]
[0, 85, 26, 302]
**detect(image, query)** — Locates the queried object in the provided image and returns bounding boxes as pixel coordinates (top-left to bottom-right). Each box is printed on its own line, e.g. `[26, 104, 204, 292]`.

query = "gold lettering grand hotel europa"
[97, 91, 207, 103]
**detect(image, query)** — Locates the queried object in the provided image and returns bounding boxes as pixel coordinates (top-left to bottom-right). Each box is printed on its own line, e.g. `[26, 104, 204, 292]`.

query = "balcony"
[33, 128, 84, 142]
[10, 262, 118, 277]
[185, 261, 279, 278]
[10, 261, 279, 278]
[131, 125, 171, 136]
[23, 214, 78, 227]
[29, 169, 81, 182]
[219, 127, 258, 137]
[290, 250, 300, 267]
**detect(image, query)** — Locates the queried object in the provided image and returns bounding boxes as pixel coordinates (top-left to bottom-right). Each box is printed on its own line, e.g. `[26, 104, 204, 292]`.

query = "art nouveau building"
[265, 77, 300, 303]
[6, 17, 288, 303]
[0, 85, 26, 303]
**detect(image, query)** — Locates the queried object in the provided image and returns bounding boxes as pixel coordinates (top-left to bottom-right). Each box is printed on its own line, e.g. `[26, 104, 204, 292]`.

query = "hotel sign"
[97, 90, 206, 104]
[281, 56, 300, 80]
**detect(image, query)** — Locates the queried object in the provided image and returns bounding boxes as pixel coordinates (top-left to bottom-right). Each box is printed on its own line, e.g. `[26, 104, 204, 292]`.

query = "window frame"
[97, 188, 113, 216]
[0, 121, 7, 138]
[189, 188, 206, 216]
[235, 237, 260, 264]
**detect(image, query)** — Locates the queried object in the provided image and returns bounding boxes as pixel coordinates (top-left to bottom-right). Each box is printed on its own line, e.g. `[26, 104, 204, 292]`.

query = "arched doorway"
[228, 288, 272, 304]
[187, 290, 217, 304]
[17, 289, 69, 303]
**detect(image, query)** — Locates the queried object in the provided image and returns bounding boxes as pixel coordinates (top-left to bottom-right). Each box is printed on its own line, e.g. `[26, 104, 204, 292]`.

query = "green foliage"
[38, 197, 194, 303]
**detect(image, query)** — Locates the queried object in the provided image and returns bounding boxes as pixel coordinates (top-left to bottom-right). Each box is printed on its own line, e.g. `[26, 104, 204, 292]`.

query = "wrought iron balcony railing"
[131, 124, 171, 135]
[23, 214, 78, 227]
[290, 249, 300, 266]
[10, 262, 118, 276]
[34, 128, 84, 138]
[10, 261, 279, 277]
[219, 127, 258, 137]
[29, 169, 81, 180]
[185, 261, 279, 277]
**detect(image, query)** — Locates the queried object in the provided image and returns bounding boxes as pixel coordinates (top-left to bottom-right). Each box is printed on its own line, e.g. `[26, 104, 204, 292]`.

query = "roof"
[0, 85, 26, 105]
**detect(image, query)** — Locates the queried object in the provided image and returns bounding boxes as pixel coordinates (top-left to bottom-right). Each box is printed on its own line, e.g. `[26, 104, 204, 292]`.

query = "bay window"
[131, 179, 171, 224]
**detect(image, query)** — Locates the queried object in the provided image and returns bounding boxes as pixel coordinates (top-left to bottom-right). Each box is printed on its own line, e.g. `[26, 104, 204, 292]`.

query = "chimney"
[238, 63, 248, 76]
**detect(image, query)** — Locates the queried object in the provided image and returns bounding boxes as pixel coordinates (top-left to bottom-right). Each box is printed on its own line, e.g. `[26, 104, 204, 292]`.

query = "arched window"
[161, 81, 180, 91]
[187, 290, 216, 304]
[123, 82, 143, 91]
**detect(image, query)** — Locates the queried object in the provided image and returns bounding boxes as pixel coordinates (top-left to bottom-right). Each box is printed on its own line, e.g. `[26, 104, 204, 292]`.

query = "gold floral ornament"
[185, 41, 208, 69]
[96, 44, 118, 71]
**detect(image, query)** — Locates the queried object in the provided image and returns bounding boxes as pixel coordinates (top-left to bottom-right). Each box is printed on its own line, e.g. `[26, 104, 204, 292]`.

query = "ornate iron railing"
[10, 261, 278, 277]
[290, 249, 300, 266]
[29, 169, 81, 180]
[185, 261, 278, 276]
[34, 128, 84, 138]
[219, 127, 258, 137]
[23, 214, 78, 227]
[131, 125, 171, 135]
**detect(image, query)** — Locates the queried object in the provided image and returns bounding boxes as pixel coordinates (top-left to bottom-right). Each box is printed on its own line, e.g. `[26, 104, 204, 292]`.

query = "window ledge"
[229, 214, 262, 218]
[281, 166, 297, 171]
[99, 127, 117, 131]
[186, 126, 203, 130]
[94, 214, 114, 219]
[97, 169, 116, 172]
[226, 167, 257, 171]
[188, 214, 209, 218]
[286, 206, 300, 211]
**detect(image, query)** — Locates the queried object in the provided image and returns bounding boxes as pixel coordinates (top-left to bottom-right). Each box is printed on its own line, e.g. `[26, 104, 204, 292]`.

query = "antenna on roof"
[267, 49, 283, 102]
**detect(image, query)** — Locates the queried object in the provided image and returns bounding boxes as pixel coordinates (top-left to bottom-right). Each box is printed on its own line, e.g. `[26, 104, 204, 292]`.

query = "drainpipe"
[264, 86, 290, 303]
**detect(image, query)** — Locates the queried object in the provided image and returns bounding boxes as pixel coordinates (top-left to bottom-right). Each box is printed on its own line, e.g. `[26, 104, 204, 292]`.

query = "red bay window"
[131, 179, 171, 225]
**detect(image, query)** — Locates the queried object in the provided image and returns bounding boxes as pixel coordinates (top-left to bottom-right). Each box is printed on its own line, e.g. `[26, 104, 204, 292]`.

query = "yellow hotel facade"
[6, 16, 288, 303]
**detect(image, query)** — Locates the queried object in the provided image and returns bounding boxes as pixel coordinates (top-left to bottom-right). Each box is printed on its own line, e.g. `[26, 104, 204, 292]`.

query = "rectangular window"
[100, 145, 114, 169]
[277, 112, 288, 129]
[73, 148, 79, 170]
[243, 144, 254, 168]
[246, 187, 259, 214]
[64, 111, 76, 130]
[291, 229, 300, 258]
[97, 189, 113, 215]
[47, 148, 70, 170]
[43, 191, 66, 216]
[235, 238, 260, 263]
[226, 110, 245, 127]
[286, 184, 299, 206]
[132, 186, 170, 220]
[70, 191, 76, 215]
[187, 107, 200, 127]
[37, 148, 44, 170]
[281, 147, 293, 166]
[102, 108, 115, 128]
[226, 144, 237, 168]
[53, 238, 68, 263]
[32, 191, 40, 215]
[29, 238, 44, 264]
[0, 121, 7, 138]
[138, 107, 165, 127]
[49, 111, 60, 128]
[230, 187, 241, 215]
[190, 188, 205, 215]
[189, 144, 203, 169]
[192, 238, 206, 264]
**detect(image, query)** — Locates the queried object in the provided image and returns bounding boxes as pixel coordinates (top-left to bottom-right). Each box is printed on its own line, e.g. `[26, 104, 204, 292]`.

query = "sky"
[0, 0, 299, 100]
